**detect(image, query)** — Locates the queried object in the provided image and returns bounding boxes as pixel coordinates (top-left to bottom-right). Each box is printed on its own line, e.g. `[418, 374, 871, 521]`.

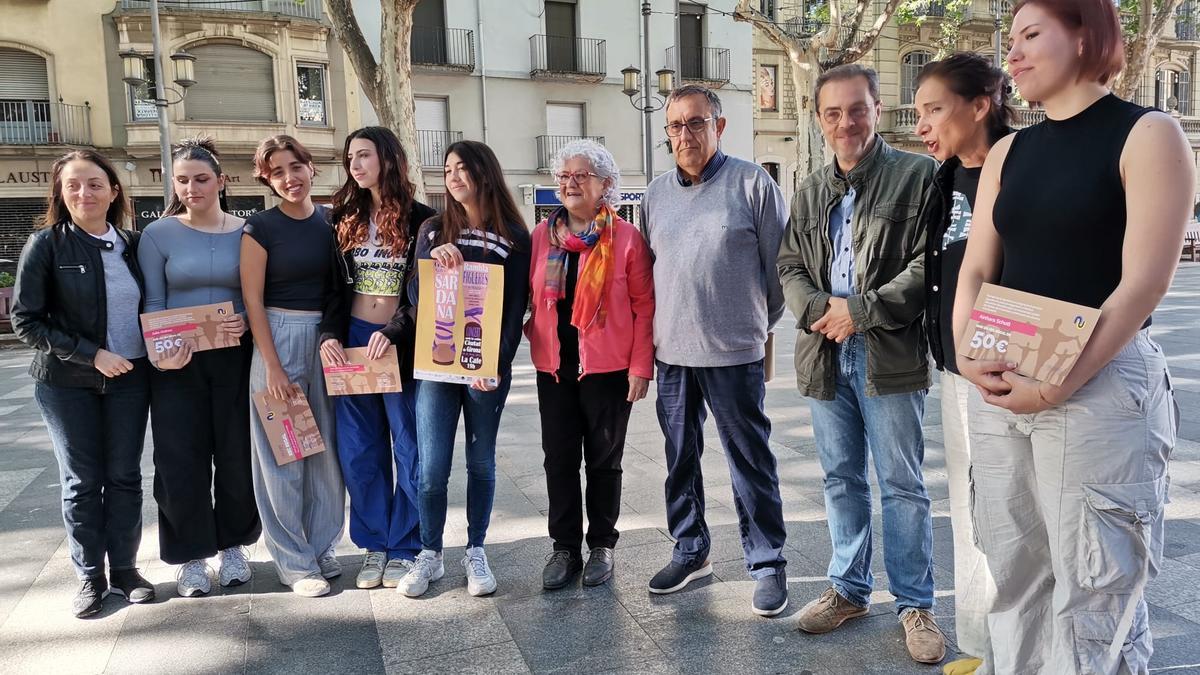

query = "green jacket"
[777, 135, 935, 400]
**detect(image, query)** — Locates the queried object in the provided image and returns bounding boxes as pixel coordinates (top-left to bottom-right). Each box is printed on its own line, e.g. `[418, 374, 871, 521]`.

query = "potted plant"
[0, 271, 15, 323]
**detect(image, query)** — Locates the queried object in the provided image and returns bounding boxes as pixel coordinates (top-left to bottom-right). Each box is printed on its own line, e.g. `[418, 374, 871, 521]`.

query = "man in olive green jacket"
[777, 64, 944, 665]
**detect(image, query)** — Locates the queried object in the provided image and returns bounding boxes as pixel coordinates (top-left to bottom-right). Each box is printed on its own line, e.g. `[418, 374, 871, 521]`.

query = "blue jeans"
[415, 376, 512, 552]
[656, 359, 787, 579]
[807, 335, 933, 611]
[34, 361, 151, 580]
[335, 316, 421, 560]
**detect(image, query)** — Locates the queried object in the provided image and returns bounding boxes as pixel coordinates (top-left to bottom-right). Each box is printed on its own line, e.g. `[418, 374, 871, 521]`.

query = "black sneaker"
[583, 547, 614, 587]
[73, 576, 108, 618]
[109, 568, 155, 604]
[542, 550, 583, 590]
[752, 570, 788, 617]
[648, 558, 712, 595]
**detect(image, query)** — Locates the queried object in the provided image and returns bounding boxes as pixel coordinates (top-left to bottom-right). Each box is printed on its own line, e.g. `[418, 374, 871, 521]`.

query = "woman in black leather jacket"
[11, 149, 156, 618]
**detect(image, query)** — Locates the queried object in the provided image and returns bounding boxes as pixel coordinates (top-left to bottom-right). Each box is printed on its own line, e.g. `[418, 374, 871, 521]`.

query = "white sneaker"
[318, 547, 342, 579]
[218, 547, 251, 587]
[397, 550, 444, 598]
[357, 551, 387, 589]
[292, 574, 330, 597]
[176, 559, 212, 597]
[462, 546, 497, 597]
[382, 558, 413, 589]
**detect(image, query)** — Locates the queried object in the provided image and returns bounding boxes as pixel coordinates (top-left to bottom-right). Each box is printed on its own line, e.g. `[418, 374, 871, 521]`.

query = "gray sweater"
[137, 216, 245, 314]
[640, 155, 787, 367]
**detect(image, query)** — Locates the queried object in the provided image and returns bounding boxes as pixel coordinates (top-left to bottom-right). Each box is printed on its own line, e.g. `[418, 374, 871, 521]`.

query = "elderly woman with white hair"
[526, 139, 655, 591]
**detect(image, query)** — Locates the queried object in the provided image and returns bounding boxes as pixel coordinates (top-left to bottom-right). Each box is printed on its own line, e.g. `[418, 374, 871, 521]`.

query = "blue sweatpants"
[334, 316, 421, 560]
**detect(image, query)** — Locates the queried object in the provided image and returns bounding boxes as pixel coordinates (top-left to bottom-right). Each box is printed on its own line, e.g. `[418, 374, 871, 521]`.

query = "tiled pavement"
[3, 267, 1200, 674]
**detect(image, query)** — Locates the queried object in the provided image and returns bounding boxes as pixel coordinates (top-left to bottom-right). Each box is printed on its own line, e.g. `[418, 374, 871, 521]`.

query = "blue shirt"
[829, 185, 856, 297]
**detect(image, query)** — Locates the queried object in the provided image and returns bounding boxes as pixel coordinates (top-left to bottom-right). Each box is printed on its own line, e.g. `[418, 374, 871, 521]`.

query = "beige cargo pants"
[967, 330, 1176, 675]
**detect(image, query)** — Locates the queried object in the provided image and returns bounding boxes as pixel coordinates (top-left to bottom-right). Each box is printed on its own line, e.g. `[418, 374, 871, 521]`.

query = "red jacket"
[525, 214, 655, 380]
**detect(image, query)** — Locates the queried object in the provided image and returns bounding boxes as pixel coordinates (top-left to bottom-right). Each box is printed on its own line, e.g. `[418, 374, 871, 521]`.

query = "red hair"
[1013, 0, 1125, 85]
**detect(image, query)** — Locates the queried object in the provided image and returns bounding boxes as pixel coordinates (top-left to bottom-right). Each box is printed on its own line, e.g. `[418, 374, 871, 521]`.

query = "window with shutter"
[185, 44, 276, 122]
[546, 103, 583, 137]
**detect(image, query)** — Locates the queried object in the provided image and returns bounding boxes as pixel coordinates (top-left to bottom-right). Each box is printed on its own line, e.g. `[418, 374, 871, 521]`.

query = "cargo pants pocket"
[1076, 478, 1167, 594]
[1072, 610, 1152, 675]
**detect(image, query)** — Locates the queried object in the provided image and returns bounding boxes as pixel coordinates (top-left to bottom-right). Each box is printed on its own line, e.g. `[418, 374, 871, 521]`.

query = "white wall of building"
[348, 0, 753, 223]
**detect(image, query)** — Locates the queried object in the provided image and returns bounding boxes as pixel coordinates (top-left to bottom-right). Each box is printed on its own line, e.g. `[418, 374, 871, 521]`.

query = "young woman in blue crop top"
[317, 127, 435, 590]
[138, 137, 260, 599]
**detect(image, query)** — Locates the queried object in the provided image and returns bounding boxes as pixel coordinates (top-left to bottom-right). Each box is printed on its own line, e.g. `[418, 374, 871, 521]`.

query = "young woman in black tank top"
[952, 0, 1191, 672]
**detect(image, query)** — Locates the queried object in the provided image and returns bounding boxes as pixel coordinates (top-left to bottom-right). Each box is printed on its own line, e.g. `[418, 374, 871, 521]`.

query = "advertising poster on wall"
[413, 259, 504, 386]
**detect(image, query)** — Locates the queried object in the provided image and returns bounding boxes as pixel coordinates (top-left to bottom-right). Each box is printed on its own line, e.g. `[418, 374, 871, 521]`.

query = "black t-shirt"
[243, 206, 333, 311]
[937, 164, 980, 375]
[556, 251, 581, 377]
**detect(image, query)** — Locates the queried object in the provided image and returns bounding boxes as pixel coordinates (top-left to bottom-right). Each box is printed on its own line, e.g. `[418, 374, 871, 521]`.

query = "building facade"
[752, 0, 1200, 205]
[351, 0, 755, 225]
[0, 0, 363, 273]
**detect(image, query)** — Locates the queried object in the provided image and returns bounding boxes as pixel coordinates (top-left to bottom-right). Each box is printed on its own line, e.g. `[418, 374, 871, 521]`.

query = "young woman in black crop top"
[240, 135, 345, 598]
[952, 0, 1191, 671]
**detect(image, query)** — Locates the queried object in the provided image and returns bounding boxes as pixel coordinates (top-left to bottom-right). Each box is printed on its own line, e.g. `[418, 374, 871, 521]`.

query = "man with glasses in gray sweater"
[639, 84, 789, 617]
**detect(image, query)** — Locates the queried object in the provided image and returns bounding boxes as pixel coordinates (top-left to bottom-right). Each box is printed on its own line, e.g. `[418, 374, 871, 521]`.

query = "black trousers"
[536, 369, 631, 552]
[149, 340, 261, 564]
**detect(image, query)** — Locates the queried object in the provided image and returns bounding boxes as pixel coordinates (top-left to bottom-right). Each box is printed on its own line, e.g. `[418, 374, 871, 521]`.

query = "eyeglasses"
[554, 170, 600, 184]
[664, 117, 715, 137]
[820, 106, 873, 126]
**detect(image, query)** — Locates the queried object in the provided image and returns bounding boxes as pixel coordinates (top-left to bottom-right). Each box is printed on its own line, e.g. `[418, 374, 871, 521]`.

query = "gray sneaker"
[382, 558, 413, 589]
[397, 550, 444, 598]
[462, 546, 497, 597]
[318, 548, 342, 579]
[356, 551, 386, 589]
[176, 560, 211, 598]
[218, 547, 251, 587]
[751, 570, 788, 617]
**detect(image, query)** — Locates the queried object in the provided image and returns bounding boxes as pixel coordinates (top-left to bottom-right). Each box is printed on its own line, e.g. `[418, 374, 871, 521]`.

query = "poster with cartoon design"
[957, 283, 1102, 386]
[414, 259, 503, 385]
[322, 346, 403, 396]
[252, 390, 327, 466]
[139, 301, 239, 364]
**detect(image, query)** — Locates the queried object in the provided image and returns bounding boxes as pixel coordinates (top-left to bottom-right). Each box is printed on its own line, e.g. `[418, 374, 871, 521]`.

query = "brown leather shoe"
[795, 587, 869, 634]
[900, 608, 947, 664]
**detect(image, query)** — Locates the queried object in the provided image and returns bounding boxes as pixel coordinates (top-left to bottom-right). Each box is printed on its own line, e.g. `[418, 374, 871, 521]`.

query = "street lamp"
[118, 0, 199, 203]
[623, 0, 678, 180]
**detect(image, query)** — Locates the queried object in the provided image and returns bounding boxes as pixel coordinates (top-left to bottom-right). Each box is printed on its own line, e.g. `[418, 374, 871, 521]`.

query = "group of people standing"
[8, 0, 1189, 672]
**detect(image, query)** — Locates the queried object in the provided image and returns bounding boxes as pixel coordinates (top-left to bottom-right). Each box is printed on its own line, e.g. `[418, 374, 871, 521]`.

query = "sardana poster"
[414, 259, 504, 386]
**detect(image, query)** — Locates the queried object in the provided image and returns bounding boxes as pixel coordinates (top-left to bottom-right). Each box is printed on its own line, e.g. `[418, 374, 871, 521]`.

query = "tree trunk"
[788, 49, 826, 184]
[1115, 0, 1185, 102]
[323, 0, 426, 201]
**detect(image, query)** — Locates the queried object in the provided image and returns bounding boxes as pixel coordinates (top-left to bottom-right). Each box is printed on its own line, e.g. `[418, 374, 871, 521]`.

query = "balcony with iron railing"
[411, 26, 475, 72]
[536, 135, 605, 172]
[0, 100, 91, 146]
[119, 0, 322, 21]
[530, 35, 606, 82]
[782, 16, 825, 38]
[910, 0, 948, 17]
[666, 46, 730, 86]
[416, 130, 464, 169]
[1177, 17, 1199, 41]
[882, 104, 1046, 134]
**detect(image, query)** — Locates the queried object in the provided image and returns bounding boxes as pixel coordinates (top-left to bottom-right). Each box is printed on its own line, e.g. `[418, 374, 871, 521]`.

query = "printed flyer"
[957, 283, 1102, 386]
[322, 346, 403, 396]
[414, 259, 504, 385]
[252, 389, 327, 466]
[140, 301, 239, 363]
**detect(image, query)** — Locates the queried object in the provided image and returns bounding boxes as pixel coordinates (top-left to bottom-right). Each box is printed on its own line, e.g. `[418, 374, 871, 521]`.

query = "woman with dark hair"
[396, 140, 531, 599]
[914, 52, 1015, 675]
[241, 134, 346, 598]
[319, 127, 435, 589]
[11, 150, 155, 617]
[137, 137, 260, 598]
[953, 0, 1190, 670]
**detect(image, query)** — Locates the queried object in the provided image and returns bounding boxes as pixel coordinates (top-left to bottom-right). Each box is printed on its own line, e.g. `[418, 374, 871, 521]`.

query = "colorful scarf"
[544, 204, 615, 331]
